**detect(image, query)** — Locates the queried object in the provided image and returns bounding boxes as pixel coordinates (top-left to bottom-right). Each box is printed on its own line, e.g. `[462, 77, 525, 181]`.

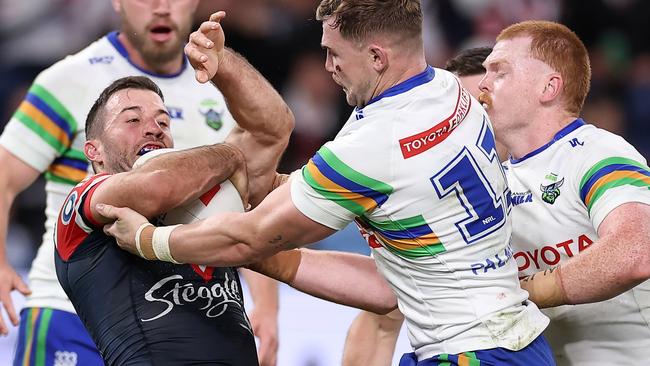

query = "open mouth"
[138, 144, 163, 156]
[149, 25, 173, 42]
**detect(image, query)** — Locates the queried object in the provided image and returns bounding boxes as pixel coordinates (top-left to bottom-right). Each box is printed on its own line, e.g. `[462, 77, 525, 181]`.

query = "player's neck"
[368, 59, 427, 104]
[505, 110, 577, 160]
[118, 33, 184, 75]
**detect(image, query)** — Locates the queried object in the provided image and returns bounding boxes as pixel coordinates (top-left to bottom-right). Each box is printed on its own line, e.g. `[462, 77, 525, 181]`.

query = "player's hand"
[249, 306, 279, 366]
[185, 11, 227, 83]
[97, 204, 149, 255]
[0, 262, 31, 336]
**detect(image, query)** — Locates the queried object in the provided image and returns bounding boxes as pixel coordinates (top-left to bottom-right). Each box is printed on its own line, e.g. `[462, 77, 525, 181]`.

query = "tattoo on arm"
[268, 234, 291, 251]
[522, 266, 558, 283]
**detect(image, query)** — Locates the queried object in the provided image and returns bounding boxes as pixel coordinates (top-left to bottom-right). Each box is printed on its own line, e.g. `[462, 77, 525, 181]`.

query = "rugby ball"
[133, 148, 245, 225]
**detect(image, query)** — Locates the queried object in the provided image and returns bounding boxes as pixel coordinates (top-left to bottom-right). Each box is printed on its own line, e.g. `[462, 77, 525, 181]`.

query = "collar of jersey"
[361, 65, 435, 110]
[509, 118, 586, 164]
[107, 31, 187, 79]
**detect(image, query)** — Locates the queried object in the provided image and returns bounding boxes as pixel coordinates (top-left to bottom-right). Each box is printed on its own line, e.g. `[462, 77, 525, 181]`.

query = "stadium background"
[1, 0, 648, 364]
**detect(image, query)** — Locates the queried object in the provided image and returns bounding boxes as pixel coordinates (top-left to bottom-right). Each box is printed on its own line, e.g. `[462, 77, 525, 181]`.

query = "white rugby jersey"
[0, 32, 236, 312]
[291, 66, 548, 359]
[505, 119, 650, 365]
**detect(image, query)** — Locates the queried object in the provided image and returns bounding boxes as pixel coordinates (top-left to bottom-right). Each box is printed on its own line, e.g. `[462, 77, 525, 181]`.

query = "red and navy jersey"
[54, 174, 258, 366]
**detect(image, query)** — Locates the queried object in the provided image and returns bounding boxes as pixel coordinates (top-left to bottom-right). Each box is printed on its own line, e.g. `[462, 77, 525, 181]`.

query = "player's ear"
[369, 44, 388, 73]
[540, 73, 563, 104]
[84, 140, 102, 165]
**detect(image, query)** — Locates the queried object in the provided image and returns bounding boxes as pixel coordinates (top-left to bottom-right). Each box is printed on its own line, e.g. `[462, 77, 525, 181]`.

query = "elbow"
[367, 289, 399, 315]
[280, 106, 295, 136]
[269, 105, 295, 142]
[372, 302, 399, 316]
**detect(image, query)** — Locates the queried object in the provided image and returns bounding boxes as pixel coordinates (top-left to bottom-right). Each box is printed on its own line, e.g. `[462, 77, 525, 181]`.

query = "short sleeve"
[577, 137, 650, 230]
[0, 60, 86, 176]
[291, 131, 394, 230]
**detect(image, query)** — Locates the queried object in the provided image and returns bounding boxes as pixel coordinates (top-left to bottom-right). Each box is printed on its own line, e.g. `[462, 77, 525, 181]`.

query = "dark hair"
[316, 0, 422, 43]
[85, 76, 164, 139]
[445, 47, 492, 76]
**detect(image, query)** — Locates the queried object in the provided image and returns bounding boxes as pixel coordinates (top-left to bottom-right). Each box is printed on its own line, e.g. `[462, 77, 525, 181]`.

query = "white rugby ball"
[133, 148, 245, 225]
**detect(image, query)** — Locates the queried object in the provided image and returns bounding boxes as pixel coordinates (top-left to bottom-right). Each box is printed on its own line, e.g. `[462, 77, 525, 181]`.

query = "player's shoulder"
[34, 34, 114, 88]
[571, 122, 646, 165]
[69, 173, 111, 198]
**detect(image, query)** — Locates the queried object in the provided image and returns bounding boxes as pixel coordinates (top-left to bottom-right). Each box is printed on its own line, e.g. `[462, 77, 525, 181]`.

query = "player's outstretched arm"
[98, 182, 398, 312]
[521, 202, 650, 308]
[185, 11, 294, 206]
[90, 143, 247, 224]
[99, 182, 330, 263]
[247, 249, 398, 315]
[342, 309, 404, 366]
[0, 147, 37, 335]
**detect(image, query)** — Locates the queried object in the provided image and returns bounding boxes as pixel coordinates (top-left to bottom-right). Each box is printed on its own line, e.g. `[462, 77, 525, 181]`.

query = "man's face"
[93, 88, 173, 174]
[115, 0, 198, 65]
[478, 36, 553, 136]
[321, 18, 376, 107]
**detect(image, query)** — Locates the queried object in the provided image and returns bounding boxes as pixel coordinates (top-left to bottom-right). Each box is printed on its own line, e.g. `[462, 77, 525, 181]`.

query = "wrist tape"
[136, 223, 182, 264]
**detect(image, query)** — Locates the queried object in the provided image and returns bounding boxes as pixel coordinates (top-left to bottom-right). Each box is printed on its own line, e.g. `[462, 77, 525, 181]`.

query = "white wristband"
[152, 225, 182, 264]
[135, 223, 154, 259]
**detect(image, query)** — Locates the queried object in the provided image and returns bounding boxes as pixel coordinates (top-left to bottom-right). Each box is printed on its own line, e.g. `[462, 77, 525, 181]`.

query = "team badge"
[540, 173, 564, 204]
[61, 191, 78, 225]
[199, 99, 224, 131]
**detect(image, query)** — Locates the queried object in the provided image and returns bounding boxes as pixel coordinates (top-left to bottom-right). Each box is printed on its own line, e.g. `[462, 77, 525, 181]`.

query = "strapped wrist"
[136, 223, 182, 264]
[135, 223, 155, 260]
[152, 225, 182, 264]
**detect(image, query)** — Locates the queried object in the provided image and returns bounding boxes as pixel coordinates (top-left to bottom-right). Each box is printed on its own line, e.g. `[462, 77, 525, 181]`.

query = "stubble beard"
[121, 19, 185, 71]
[103, 148, 133, 174]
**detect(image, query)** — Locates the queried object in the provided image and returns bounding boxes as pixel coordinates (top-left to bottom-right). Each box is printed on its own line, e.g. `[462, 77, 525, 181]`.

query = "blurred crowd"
[1, 0, 649, 268]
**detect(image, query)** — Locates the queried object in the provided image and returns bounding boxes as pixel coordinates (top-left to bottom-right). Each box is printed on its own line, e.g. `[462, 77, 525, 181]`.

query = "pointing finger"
[199, 21, 221, 37]
[209, 11, 226, 23]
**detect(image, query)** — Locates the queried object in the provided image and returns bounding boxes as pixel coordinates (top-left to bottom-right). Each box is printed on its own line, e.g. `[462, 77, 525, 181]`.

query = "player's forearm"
[152, 184, 333, 266]
[523, 220, 650, 307]
[212, 48, 294, 141]
[123, 144, 245, 218]
[250, 248, 398, 314]
[560, 203, 650, 305]
[292, 249, 398, 314]
[166, 212, 264, 266]
[0, 147, 41, 262]
[0, 194, 13, 264]
[560, 235, 650, 304]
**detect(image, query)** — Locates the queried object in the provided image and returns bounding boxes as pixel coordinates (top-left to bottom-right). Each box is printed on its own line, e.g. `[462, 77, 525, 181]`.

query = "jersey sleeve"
[291, 122, 394, 230]
[56, 174, 111, 260]
[0, 57, 90, 184]
[576, 133, 650, 230]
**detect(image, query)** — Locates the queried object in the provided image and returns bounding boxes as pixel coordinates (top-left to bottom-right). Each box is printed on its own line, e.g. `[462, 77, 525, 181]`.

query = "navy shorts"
[13, 308, 103, 366]
[399, 335, 555, 366]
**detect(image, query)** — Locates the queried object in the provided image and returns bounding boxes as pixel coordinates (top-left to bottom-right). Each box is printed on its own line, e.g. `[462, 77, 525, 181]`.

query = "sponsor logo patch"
[399, 80, 471, 159]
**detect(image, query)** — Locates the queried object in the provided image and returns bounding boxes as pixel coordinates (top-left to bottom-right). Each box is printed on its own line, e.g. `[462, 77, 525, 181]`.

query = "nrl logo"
[199, 99, 224, 131]
[540, 173, 564, 204]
